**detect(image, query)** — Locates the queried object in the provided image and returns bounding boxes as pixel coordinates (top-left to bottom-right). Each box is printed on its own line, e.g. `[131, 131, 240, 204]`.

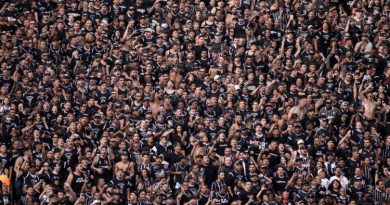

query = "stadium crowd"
[0, 0, 390, 204]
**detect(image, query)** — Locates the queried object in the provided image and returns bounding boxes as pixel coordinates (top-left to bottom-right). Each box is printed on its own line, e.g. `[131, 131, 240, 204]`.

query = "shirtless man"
[288, 99, 307, 121]
[359, 91, 378, 121]
[114, 153, 134, 180]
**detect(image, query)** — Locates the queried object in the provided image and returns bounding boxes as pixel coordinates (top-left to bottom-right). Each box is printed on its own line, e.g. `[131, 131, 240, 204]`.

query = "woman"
[0, 97, 11, 116]
[38, 162, 52, 185]
[351, 121, 364, 143]
[278, 144, 292, 161]
[328, 179, 341, 198]
[339, 187, 350, 204]
[276, 156, 292, 173]
[197, 184, 210, 205]
[163, 80, 176, 96]
[136, 169, 154, 190]
[39, 185, 54, 204]
[184, 73, 198, 86]
[126, 192, 139, 205]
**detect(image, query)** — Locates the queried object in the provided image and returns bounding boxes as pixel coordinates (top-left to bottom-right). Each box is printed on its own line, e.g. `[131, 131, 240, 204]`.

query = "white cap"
[214, 75, 221, 81]
[297, 139, 304, 145]
[91, 200, 101, 205]
[144, 28, 154, 33]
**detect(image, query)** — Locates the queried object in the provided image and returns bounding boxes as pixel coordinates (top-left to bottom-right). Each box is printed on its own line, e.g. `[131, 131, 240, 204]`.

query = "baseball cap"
[298, 139, 305, 145]
[354, 176, 363, 181]
[91, 200, 101, 205]
[144, 28, 154, 33]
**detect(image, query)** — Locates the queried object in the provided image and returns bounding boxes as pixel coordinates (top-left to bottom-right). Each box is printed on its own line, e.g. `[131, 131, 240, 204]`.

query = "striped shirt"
[211, 179, 226, 193]
[362, 166, 373, 185]
[382, 145, 390, 161]
[372, 188, 388, 204]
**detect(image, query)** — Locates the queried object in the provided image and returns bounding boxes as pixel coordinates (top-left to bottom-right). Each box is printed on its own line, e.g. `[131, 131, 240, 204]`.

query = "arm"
[286, 173, 298, 189]
[287, 107, 297, 121]
[288, 151, 297, 167]
[147, 0, 160, 14]
[314, 36, 319, 52]
[374, 169, 380, 184]
[344, 20, 350, 33]
[250, 0, 256, 11]
[256, 185, 266, 200]
[250, 85, 262, 97]
[358, 81, 366, 101]
[80, 176, 89, 193]
[294, 37, 302, 58]
[285, 15, 294, 29]
[337, 131, 351, 149]
[279, 37, 286, 57]
[176, 190, 184, 205]
[91, 156, 103, 174]
[353, 82, 358, 100]
[0, 3, 9, 14]
[64, 183, 77, 202]
[39, 186, 49, 202]
[66, 172, 73, 186]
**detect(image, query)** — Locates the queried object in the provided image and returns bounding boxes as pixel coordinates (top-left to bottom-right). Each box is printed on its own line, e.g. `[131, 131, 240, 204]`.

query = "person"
[371, 180, 389, 204]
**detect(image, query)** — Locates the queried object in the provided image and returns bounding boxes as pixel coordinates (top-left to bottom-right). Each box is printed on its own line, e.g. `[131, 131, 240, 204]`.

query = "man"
[380, 135, 390, 162]
[347, 176, 365, 201]
[213, 185, 230, 205]
[109, 169, 131, 198]
[371, 180, 389, 204]
[329, 167, 349, 189]
[237, 181, 255, 204]
[18, 185, 38, 205]
[0, 69, 14, 93]
[318, 99, 341, 123]
[91, 146, 112, 182]
[170, 156, 189, 190]
[359, 87, 379, 123]
[211, 172, 226, 194]
[294, 181, 311, 203]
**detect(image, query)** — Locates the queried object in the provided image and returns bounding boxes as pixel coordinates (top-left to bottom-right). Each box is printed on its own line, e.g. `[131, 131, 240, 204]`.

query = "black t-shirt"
[316, 30, 332, 50]
[237, 189, 254, 204]
[164, 152, 182, 166]
[215, 192, 231, 205]
[0, 77, 14, 93]
[201, 164, 218, 187]
[272, 176, 288, 194]
[347, 185, 365, 200]
[109, 177, 131, 195]
[24, 91, 39, 108]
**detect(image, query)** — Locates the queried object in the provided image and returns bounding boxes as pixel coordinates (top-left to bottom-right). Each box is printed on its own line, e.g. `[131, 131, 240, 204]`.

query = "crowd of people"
[0, 0, 390, 204]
